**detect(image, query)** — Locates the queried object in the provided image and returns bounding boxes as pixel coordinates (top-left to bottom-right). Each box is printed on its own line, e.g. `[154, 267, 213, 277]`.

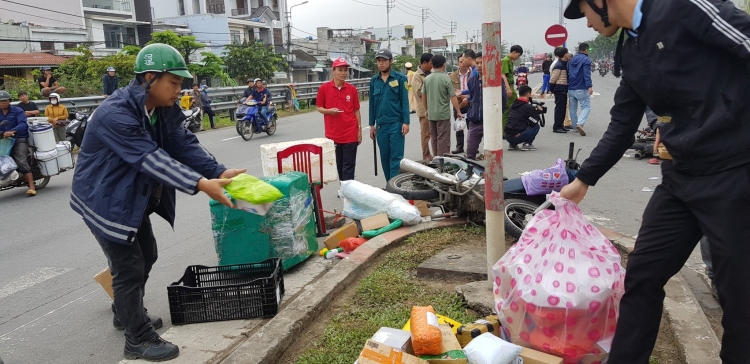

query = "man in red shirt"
[316, 57, 362, 181]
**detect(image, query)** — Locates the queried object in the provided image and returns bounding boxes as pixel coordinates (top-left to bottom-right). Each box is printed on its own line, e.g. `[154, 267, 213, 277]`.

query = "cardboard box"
[94, 267, 114, 300]
[419, 324, 468, 364]
[323, 222, 359, 250]
[456, 316, 501, 347]
[359, 214, 391, 232]
[370, 327, 414, 354]
[358, 340, 429, 364]
[414, 201, 431, 217]
[518, 347, 563, 364]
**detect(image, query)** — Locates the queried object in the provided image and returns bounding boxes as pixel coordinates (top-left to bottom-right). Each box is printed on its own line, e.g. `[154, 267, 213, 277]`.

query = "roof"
[250, 6, 278, 20]
[292, 49, 318, 62]
[0, 52, 69, 67]
[360, 37, 381, 44]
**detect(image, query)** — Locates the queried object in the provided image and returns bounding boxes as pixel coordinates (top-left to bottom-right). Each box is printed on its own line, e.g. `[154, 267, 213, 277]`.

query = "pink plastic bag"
[493, 192, 625, 364]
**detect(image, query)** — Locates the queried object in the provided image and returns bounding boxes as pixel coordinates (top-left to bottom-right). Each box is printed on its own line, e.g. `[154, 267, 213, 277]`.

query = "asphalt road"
[0, 73, 661, 363]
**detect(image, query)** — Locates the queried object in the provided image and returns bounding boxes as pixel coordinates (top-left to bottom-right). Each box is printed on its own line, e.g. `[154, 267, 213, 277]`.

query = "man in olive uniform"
[71, 43, 245, 361]
[369, 49, 410, 181]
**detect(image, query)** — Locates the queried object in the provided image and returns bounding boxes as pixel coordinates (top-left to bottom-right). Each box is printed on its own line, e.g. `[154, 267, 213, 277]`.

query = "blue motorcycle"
[236, 97, 277, 141]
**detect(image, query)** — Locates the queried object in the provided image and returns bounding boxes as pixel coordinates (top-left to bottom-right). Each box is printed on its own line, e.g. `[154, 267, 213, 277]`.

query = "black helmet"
[0, 90, 11, 101]
[247, 78, 254, 84]
[565, 0, 611, 27]
[375, 49, 393, 60]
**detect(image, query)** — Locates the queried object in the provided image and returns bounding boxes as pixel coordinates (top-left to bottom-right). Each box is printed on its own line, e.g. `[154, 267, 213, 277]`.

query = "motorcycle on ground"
[236, 98, 277, 141]
[385, 142, 581, 239]
[181, 106, 202, 133]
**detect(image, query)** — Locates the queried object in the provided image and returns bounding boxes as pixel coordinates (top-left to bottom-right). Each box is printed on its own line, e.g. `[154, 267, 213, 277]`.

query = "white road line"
[0, 267, 72, 300]
[0, 289, 99, 340]
[220, 136, 241, 141]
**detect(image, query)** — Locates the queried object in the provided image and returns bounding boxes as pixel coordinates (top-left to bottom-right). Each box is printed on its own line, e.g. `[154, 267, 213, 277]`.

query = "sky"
[289, 0, 599, 55]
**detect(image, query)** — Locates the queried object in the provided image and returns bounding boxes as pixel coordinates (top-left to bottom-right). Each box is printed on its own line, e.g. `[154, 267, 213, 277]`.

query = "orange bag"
[409, 305, 443, 355]
[340, 237, 368, 252]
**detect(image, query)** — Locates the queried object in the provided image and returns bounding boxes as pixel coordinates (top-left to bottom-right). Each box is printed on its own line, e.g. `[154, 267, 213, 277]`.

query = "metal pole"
[286, 0, 293, 83]
[559, 0, 564, 25]
[482, 0, 504, 279]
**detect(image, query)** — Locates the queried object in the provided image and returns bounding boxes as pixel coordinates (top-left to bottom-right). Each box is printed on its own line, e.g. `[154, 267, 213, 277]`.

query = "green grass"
[296, 226, 485, 364]
[200, 108, 316, 131]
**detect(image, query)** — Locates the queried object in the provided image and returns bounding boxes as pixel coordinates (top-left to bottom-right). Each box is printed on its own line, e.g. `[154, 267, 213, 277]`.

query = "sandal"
[26, 189, 37, 196]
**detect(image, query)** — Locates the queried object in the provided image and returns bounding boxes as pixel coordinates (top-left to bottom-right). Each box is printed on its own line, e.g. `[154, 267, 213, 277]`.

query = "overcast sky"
[290, 0, 599, 55]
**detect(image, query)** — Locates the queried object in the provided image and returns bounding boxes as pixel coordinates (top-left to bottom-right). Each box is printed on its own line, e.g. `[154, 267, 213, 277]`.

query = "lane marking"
[0, 267, 72, 300]
[220, 136, 241, 141]
[0, 289, 98, 340]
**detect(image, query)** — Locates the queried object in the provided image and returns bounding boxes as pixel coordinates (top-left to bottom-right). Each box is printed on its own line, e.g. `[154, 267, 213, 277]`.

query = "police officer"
[561, 0, 750, 363]
[71, 44, 245, 361]
[368, 49, 410, 181]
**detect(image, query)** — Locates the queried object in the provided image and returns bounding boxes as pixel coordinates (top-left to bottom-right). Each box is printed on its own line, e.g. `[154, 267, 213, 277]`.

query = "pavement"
[0, 72, 721, 363]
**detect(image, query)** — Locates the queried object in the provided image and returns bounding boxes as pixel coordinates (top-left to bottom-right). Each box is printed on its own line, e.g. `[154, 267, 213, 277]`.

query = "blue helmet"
[107, 66, 116, 72]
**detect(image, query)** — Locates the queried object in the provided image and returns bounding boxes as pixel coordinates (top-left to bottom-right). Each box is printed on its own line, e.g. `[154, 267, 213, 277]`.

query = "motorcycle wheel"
[504, 199, 540, 240]
[189, 121, 201, 133]
[241, 120, 255, 141]
[236, 120, 243, 136]
[266, 116, 277, 136]
[385, 173, 439, 200]
[34, 176, 50, 189]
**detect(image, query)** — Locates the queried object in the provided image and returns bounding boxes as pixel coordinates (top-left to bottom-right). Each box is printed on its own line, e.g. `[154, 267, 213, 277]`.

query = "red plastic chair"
[277, 144, 327, 236]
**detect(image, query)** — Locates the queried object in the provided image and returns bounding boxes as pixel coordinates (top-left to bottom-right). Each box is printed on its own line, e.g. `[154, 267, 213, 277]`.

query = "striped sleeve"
[93, 112, 203, 195]
[683, 0, 750, 59]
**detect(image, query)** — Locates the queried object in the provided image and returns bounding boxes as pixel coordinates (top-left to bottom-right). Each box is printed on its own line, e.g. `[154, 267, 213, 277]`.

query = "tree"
[415, 43, 424, 56]
[581, 29, 622, 59]
[148, 31, 205, 66]
[393, 54, 419, 73]
[362, 50, 377, 72]
[222, 40, 286, 83]
[188, 52, 224, 80]
[55, 45, 138, 97]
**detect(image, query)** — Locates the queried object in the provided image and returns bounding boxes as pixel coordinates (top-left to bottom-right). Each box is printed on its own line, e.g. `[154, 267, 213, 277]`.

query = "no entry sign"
[545, 24, 568, 47]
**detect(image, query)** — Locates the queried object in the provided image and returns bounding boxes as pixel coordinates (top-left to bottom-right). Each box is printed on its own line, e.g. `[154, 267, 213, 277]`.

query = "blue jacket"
[567, 53, 592, 91]
[467, 73, 483, 123]
[70, 80, 227, 245]
[0, 106, 29, 139]
[369, 71, 410, 126]
[200, 90, 211, 106]
[102, 74, 119, 96]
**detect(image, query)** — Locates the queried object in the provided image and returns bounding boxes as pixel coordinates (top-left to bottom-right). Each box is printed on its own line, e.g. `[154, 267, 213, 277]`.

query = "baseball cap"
[42, 66, 51, 71]
[375, 49, 393, 60]
[564, 0, 585, 19]
[332, 57, 350, 68]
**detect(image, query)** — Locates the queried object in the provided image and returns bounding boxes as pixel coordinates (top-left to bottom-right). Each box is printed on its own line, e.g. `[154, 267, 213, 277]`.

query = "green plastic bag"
[224, 174, 284, 204]
[362, 220, 403, 239]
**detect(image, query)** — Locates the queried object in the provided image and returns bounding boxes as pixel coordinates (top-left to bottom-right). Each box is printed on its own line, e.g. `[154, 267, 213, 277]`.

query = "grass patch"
[296, 226, 485, 364]
[200, 108, 316, 130]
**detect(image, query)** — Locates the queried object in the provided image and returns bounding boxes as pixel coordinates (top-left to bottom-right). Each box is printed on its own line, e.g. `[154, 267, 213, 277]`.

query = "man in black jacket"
[561, 0, 750, 363]
[540, 54, 553, 96]
[505, 86, 541, 151]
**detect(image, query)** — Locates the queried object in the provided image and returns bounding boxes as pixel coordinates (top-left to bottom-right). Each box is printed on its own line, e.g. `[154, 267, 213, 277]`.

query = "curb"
[602, 228, 721, 363]
[221, 218, 467, 364]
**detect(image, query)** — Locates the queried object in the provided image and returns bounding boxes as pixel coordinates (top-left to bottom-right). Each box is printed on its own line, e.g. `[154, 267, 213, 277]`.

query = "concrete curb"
[221, 218, 467, 364]
[602, 228, 721, 363]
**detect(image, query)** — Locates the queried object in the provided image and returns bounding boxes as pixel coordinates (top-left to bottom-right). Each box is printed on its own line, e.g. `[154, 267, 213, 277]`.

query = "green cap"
[135, 43, 192, 79]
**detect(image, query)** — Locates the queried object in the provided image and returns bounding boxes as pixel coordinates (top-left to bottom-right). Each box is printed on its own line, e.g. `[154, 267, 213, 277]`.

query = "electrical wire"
[348, 0, 385, 6]
[394, 5, 421, 18]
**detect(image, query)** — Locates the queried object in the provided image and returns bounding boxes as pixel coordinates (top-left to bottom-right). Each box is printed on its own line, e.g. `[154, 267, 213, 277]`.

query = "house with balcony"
[291, 27, 376, 75]
[153, 0, 287, 56]
[365, 25, 416, 57]
[82, 0, 154, 56]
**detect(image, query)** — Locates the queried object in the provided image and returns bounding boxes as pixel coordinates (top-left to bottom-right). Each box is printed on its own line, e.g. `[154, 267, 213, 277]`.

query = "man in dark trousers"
[549, 47, 570, 133]
[465, 52, 484, 160]
[102, 66, 119, 97]
[561, 0, 750, 363]
[71, 44, 245, 361]
[540, 54, 553, 96]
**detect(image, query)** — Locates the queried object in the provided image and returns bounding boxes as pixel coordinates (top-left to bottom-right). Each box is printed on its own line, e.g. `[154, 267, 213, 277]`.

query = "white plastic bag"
[453, 116, 467, 132]
[464, 332, 522, 364]
[0, 155, 17, 179]
[339, 180, 422, 225]
[493, 192, 625, 363]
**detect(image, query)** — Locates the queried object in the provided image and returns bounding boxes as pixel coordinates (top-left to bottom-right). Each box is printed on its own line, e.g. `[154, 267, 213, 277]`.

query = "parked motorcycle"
[182, 106, 202, 133]
[237, 98, 277, 141]
[66, 101, 90, 148]
[385, 143, 582, 239]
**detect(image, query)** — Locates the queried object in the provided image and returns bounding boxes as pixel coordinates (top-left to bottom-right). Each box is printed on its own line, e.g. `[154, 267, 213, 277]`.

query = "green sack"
[362, 220, 403, 239]
[224, 174, 284, 204]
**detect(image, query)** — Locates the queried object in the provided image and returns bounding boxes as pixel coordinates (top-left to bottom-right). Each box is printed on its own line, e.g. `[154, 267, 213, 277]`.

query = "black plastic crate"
[167, 258, 285, 325]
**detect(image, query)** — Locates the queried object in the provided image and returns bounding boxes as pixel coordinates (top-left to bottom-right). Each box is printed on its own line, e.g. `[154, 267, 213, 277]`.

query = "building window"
[273, 0, 278, 8]
[273, 28, 283, 46]
[230, 30, 241, 44]
[40, 41, 55, 51]
[178, 0, 185, 15]
[206, 0, 224, 14]
[193, 0, 200, 14]
[63, 42, 78, 49]
[258, 0, 264, 6]
[405, 28, 413, 39]
[247, 29, 254, 40]
[104, 24, 133, 48]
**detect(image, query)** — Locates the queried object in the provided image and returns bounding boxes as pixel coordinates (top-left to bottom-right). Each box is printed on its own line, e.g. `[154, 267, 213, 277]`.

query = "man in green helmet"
[70, 43, 245, 361]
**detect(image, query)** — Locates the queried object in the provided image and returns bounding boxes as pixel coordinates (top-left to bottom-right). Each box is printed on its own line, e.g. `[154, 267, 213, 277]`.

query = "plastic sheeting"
[339, 180, 422, 226]
[0, 155, 17, 179]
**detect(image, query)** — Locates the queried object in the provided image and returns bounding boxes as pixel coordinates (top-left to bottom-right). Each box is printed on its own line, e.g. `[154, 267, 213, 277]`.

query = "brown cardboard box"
[94, 267, 114, 300]
[419, 324, 468, 364]
[359, 214, 391, 232]
[370, 327, 414, 354]
[456, 316, 501, 347]
[323, 222, 359, 250]
[358, 340, 429, 364]
[518, 347, 563, 364]
[412, 201, 431, 217]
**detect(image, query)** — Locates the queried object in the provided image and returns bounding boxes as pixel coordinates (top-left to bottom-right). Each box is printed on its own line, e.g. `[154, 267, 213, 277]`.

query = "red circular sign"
[545, 24, 568, 47]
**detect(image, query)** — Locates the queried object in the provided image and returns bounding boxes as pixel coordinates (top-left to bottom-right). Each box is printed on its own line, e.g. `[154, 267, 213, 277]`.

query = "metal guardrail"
[11, 78, 372, 119]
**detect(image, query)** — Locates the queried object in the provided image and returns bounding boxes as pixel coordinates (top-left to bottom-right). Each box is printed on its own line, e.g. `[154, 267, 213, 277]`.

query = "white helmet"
[405, 62, 413, 69]
[49, 92, 60, 100]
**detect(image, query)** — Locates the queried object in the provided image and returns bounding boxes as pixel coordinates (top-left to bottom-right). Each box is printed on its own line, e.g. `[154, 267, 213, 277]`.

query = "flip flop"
[26, 190, 37, 196]
[648, 158, 660, 165]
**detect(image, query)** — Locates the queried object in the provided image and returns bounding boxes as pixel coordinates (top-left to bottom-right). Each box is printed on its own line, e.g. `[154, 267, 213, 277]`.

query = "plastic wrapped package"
[493, 192, 625, 364]
[339, 180, 422, 225]
[409, 305, 443, 356]
[0, 170, 18, 188]
[521, 158, 569, 196]
[463, 332, 522, 364]
[210, 172, 317, 271]
[0, 155, 17, 179]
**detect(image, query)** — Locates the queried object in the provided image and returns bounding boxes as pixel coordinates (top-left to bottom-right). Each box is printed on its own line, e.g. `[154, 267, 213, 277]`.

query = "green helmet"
[134, 43, 192, 79]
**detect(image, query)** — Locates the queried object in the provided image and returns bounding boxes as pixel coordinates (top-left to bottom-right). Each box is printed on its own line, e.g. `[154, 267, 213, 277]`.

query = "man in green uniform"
[369, 49, 410, 181]
[501, 45, 524, 129]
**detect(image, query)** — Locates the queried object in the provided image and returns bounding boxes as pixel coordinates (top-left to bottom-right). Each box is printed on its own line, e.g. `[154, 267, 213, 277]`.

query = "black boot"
[112, 304, 163, 330]
[124, 333, 179, 362]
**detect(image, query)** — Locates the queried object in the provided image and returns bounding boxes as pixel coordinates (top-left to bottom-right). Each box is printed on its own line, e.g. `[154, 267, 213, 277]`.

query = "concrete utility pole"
[450, 21, 457, 66]
[386, 0, 395, 49]
[286, 1, 308, 83]
[421, 8, 429, 50]
[482, 0, 504, 279]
